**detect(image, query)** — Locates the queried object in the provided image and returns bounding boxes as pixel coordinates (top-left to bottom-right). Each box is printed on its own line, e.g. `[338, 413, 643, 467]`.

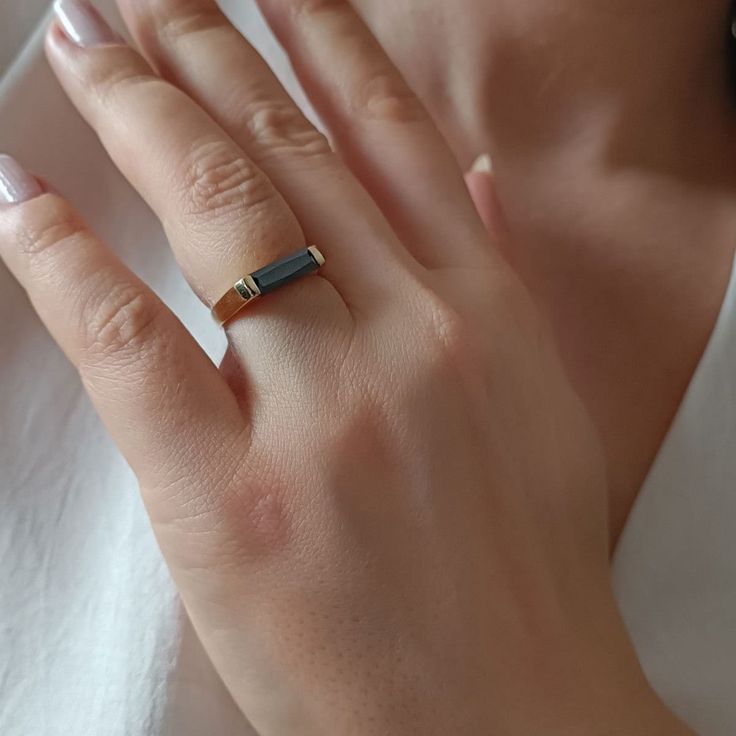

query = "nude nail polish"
[471, 153, 493, 174]
[0, 155, 43, 204]
[53, 0, 123, 47]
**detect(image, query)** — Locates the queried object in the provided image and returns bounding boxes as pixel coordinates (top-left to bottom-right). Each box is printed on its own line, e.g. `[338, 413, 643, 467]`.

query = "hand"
[354, 0, 736, 540]
[0, 0, 691, 733]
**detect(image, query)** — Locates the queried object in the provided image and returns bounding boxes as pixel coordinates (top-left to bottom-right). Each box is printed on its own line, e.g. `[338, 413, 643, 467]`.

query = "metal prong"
[307, 246, 326, 267]
[234, 279, 256, 301]
[243, 274, 261, 297]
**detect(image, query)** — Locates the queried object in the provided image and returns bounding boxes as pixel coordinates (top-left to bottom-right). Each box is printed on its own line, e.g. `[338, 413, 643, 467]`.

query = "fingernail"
[471, 153, 493, 174]
[0, 155, 43, 204]
[53, 0, 123, 47]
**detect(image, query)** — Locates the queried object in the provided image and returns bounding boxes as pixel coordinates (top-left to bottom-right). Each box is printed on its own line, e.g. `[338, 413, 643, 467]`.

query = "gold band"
[212, 274, 261, 326]
[212, 246, 325, 327]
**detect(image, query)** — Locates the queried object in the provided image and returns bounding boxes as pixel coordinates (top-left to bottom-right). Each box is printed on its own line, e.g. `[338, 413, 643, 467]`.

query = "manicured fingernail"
[471, 153, 493, 174]
[53, 0, 122, 47]
[0, 155, 43, 204]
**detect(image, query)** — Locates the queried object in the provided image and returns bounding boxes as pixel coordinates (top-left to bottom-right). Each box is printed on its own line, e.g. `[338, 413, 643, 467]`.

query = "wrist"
[500, 584, 696, 736]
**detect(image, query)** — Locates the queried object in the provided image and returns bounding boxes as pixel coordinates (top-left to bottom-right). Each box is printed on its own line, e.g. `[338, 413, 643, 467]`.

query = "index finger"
[0, 157, 246, 505]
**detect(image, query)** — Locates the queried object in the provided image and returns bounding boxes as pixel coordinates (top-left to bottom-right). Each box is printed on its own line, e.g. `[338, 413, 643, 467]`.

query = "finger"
[256, 0, 491, 269]
[465, 155, 517, 266]
[115, 0, 414, 280]
[46, 1, 377, 313]
[0, 155, 246, 512]
[465, 155, 501, 236]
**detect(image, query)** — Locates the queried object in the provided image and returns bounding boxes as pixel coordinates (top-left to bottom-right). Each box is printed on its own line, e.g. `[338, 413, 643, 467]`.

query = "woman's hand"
[0, 0, 691, 733]
[354, 0, 736, 543]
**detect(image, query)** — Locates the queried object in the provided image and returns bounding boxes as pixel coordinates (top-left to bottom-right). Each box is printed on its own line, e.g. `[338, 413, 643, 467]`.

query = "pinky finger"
[465, 154, 503, 237]
[0, 154, 246, 500]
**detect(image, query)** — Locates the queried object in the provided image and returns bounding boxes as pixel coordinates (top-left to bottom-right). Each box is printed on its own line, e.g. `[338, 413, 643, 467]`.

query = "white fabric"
[0, 3, 733, 735]
[612, 257, 736, 734]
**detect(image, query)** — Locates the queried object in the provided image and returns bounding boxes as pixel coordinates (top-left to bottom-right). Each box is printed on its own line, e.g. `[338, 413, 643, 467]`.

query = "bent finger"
[47, 1, 396, 313]
[0, 155, 246, 503]
[115, 0, 412, 282]
[465, 155, 504, 237]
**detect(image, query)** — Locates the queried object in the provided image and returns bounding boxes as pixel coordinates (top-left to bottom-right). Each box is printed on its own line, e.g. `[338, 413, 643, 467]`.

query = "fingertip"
[464, 163, 505, 240]
[44, 20, 80, 69]
[470, 153, 493, 175]
[0, 154, 44, 206]
[52, 0, 125, 48]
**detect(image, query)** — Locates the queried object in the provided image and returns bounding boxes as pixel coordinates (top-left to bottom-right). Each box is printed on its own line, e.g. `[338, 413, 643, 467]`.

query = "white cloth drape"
[0, 2, 733, 734]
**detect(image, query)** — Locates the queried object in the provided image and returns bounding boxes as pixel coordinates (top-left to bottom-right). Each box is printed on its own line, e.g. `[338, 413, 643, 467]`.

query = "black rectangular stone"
[251, 248, 320, 295]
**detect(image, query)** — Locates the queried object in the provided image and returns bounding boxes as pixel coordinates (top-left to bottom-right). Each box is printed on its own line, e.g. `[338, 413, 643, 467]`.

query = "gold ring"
[212, 246, 325, 326]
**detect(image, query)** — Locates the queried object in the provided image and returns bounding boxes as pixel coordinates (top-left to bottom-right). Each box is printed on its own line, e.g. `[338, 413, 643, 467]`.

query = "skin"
[0, 0, 697, 733]
[354, 0, 736, 542]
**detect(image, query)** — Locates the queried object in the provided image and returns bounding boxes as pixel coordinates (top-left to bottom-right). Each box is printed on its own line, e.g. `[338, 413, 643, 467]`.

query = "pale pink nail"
[53, 0, 123, 47]
[0, 155, 43, 204]
[471, 153, 493, 174]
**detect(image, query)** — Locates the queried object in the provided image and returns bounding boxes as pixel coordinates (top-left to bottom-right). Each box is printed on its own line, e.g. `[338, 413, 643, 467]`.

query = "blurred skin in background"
[355, 0, 736, 542]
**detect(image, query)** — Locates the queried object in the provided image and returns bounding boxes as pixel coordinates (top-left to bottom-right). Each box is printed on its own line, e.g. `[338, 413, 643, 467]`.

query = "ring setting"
[212, 246, 326, 326]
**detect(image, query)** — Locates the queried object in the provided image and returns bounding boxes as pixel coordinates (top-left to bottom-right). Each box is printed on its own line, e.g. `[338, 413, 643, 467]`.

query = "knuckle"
[293, 0, 346, 16]
[178, 140, 275, 217]
[80, 52, 164, 111]
[158, 456, 294, 566]
[97, 69, 161, 105]
[353, 70, 425, 124]
[288, 0, 425, 125]
[428, 300, 471, 360]
[83, 284, 162, 360]
[226, 482, 293, 562]
[154, 3, 225, 42]
[247, 100, 332, 161]
[14, 198, 87, 261]
[416, 288, 478, 376]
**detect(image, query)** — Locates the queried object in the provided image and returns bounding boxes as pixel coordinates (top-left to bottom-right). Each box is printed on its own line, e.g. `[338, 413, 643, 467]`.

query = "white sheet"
[613, 257, 736, 734]
[0, 2, 733, 734]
